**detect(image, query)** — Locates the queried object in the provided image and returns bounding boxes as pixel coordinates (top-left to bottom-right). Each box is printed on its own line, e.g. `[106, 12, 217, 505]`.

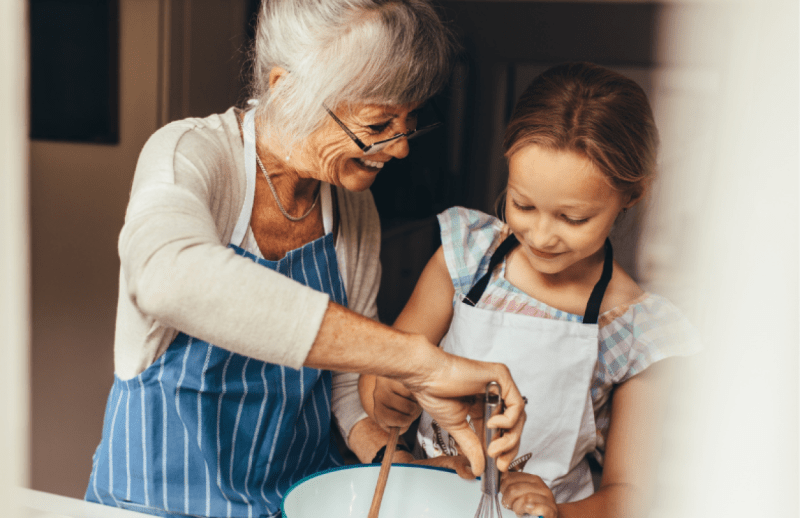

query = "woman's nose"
[383, 136, 410, 159]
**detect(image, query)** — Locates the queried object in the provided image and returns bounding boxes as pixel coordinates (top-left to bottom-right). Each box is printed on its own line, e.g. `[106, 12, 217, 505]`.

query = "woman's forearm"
[305, 301, 436, 379]
[308, 300, 527, 477]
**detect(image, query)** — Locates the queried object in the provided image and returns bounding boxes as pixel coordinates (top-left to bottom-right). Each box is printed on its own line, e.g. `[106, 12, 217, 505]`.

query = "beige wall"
[162, 0, 250, 123]
[29, 0, 161, 498]
[28, 0, 248, 499]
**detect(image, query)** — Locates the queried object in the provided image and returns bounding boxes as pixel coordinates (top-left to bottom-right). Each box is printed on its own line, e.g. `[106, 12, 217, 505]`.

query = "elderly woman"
[85, 1, 523, 517]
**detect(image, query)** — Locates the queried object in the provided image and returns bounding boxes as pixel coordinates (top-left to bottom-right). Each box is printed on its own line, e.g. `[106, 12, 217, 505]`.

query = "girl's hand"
[372, 376, 421, 431]
[391, 449, 416, 464]
[499, 471, 558, 518]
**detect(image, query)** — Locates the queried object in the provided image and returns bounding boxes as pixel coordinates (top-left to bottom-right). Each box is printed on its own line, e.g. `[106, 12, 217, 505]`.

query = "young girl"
[360, 62, 701, 517]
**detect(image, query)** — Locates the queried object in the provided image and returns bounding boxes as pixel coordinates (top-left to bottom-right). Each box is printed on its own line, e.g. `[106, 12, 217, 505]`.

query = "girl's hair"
[503, 62, 659, 200]
[250, 0, 457, 152]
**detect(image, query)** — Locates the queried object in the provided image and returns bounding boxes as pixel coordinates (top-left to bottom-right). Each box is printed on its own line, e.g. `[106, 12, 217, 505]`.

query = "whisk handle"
[481, 382, 502, 496]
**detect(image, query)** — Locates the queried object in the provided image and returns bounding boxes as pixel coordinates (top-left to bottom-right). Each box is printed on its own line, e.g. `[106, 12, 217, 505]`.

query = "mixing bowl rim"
[281, 463, 458, 516]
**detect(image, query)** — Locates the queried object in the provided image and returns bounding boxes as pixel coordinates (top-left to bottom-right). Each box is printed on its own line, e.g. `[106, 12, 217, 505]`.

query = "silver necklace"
[255, 153, 320, 222]
[237, 111, 320, 222]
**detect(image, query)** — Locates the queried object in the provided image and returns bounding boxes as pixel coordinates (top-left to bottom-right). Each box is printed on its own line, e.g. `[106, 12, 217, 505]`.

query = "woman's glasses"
[324, 103, 442, 156]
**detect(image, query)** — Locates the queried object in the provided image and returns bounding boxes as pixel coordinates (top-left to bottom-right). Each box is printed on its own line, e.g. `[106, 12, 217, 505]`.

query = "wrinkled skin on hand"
[394, 351, 526, 477]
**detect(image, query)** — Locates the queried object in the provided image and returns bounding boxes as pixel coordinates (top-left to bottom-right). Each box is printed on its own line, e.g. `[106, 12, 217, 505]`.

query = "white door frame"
[0, 0, 31, 517]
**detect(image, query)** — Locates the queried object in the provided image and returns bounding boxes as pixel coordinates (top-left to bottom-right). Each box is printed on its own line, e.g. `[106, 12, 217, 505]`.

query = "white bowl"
[282, 463, 516, 518]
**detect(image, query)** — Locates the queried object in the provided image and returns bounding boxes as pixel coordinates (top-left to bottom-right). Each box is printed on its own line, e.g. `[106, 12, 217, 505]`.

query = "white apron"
[417, 235, 613, 503]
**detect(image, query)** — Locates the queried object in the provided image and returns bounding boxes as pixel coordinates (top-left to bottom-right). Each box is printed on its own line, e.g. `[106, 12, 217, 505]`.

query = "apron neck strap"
[462, 235, 614, 325]
[233, 106, 335, 244]
[463, 234, 519, 307]
[582, 238, 613, 325]
[231, 109, 257, 247]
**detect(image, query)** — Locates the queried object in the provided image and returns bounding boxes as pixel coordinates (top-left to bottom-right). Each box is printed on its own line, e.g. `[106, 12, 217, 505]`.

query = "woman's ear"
[268, 67, 288, 89]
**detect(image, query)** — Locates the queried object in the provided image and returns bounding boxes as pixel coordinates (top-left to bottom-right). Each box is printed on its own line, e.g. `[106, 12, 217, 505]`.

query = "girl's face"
[505, 145, 633, 278]
[298, 101, 422, 192]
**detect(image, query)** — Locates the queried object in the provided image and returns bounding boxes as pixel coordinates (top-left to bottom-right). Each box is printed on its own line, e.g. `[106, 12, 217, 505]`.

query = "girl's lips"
[529, 247, 563, 259]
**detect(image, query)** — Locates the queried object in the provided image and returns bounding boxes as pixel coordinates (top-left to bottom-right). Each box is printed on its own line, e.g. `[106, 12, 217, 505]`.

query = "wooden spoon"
[367, 426, 401, 518]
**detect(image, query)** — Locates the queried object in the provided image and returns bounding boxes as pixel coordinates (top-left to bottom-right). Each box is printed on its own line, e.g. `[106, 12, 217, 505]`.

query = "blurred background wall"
[27, 0, 252, 500]
[648, 2, 798, 516]
[7, 0, 798, 516]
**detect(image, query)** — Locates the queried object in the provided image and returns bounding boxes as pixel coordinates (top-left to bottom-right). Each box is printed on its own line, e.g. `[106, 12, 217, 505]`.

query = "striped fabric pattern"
[86, 234, 346, 518]
[438, 207, 702, 465]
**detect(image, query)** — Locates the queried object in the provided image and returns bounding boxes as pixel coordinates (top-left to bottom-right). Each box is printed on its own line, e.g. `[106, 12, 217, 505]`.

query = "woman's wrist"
[386, 335, 444, 391]
[306, 302, 437, 379]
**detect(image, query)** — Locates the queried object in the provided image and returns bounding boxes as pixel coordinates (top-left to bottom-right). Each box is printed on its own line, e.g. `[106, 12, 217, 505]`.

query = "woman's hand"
[372, 376, 422, 431]
[400, 347, 526, 477]
[499, 471, 558, 518]
[411, 454, 475, 480]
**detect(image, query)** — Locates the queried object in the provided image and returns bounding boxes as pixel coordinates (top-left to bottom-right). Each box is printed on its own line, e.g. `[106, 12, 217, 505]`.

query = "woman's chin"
[338, 161, 382, 191]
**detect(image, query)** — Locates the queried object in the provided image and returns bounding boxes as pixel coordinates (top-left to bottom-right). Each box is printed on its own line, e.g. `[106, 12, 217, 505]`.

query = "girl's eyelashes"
[511, 198, 589, 225]
[510, 198, 535, 211]
[563, 215, 589, 225]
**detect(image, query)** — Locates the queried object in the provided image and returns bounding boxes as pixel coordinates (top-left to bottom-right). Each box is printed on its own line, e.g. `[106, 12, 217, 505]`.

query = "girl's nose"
[529, 216, 558, 249]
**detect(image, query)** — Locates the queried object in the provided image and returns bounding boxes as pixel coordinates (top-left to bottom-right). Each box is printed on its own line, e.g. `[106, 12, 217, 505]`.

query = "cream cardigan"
[112, 107, 379, 441]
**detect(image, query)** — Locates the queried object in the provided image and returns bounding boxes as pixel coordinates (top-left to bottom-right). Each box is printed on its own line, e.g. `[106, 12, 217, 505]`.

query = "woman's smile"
[354, 157, 387, 172]
[305, 101, 417, 191]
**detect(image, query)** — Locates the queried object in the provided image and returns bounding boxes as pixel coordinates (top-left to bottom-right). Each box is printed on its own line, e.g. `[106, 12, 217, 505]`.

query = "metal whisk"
[473, 381, 504, 518]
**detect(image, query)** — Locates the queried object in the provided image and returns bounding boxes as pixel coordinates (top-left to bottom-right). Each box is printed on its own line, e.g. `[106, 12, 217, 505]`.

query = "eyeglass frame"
[323, 102, 443, 156]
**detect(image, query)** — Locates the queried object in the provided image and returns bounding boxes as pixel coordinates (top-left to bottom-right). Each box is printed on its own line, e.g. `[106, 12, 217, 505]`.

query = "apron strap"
[231, 108, 257, 247]
[234, 104, 335, 243]
[582, 238, 613, 325]
[462, 234, 614, 325]
[463, 234, 519, 306]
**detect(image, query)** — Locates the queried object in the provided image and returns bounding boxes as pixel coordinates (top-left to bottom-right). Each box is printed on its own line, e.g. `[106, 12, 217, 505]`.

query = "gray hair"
[250, 0, 457, 152]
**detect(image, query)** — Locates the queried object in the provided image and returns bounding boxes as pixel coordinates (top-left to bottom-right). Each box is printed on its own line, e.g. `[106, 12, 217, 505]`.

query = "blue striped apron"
[86, 109, 345, 518]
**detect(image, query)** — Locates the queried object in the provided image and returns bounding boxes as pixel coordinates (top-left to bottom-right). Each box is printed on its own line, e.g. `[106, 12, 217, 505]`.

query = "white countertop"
[18, 488, 152, 518]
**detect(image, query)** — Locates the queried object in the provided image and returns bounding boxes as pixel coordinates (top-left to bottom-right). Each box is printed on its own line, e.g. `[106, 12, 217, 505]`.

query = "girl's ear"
[623, 183, 647, 210]
[625, 172, 655, 209]
[624, 192, 642, 210]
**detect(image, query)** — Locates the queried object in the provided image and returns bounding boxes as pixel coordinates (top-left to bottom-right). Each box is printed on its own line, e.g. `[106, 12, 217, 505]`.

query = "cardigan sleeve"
[114, 115, 330, 379]
[330, 186, 382, 444]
